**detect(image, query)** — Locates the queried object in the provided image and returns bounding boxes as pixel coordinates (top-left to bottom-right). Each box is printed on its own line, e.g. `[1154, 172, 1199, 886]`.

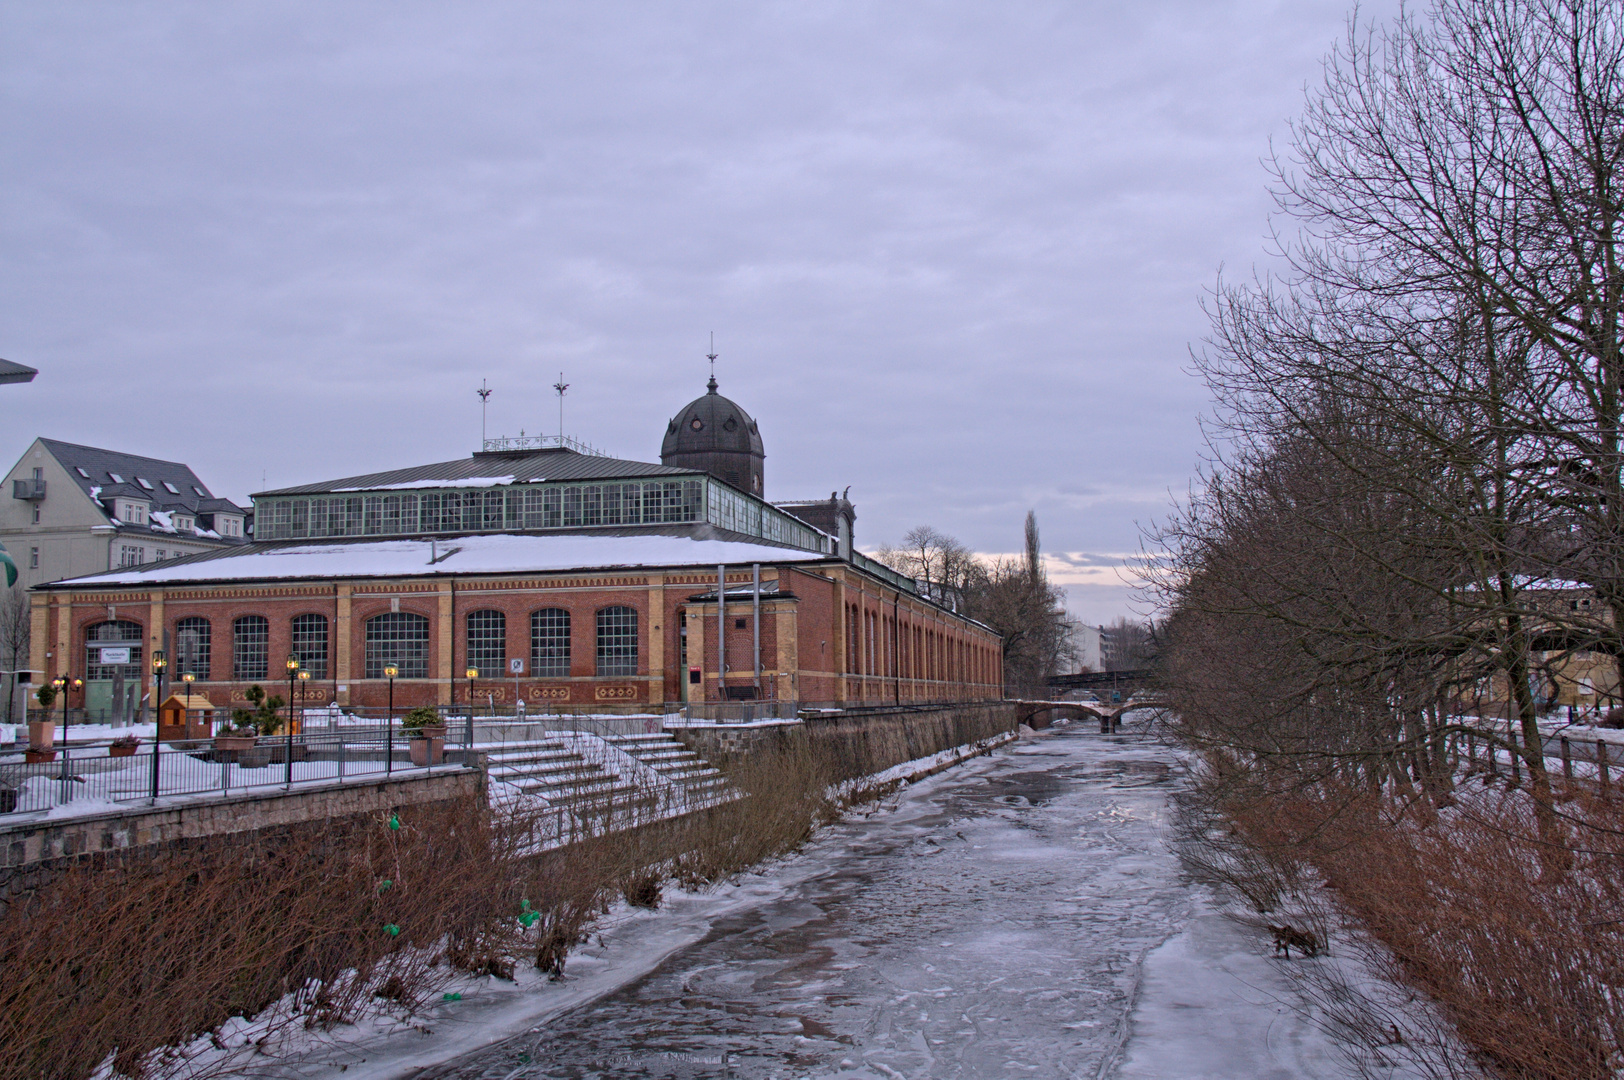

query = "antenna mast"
[553, 373, 569, 438]
[476, 379, 492, 444]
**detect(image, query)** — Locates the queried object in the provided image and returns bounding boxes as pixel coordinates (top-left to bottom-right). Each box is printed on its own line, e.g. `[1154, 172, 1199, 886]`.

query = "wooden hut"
[157, 691, 216, 741]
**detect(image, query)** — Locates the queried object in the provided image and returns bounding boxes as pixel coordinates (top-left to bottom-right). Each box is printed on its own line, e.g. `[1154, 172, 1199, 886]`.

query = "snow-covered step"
[604, 732, 737, 808]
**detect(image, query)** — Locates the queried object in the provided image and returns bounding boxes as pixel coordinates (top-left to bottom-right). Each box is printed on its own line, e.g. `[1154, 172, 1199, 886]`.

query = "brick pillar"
[334, 584, 352, 705]
[647, 573, 665, 706]
[436, 582, 454, 706]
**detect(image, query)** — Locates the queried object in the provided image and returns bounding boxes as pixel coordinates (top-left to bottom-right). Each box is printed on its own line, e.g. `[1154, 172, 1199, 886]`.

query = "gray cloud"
[0, 0, 1396, 620]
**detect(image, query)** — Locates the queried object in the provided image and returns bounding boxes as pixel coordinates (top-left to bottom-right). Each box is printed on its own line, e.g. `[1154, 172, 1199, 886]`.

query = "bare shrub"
[1205, 776, 1624, 1080]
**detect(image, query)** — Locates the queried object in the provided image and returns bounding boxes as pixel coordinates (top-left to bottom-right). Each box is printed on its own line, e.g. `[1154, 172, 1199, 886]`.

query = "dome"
[661, 376, 765, 495]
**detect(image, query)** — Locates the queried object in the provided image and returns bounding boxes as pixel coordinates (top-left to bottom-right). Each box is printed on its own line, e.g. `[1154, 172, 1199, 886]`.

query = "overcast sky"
[0, 1, 1396, 624]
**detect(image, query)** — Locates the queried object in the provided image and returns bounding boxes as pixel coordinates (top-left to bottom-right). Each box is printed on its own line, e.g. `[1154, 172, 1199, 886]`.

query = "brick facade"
[31, 558, 1003, 715]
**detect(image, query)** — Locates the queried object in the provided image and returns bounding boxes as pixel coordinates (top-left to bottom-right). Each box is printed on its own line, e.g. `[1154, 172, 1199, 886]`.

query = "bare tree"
[873, 525, 982, 611]
[1, 588, 30, 724]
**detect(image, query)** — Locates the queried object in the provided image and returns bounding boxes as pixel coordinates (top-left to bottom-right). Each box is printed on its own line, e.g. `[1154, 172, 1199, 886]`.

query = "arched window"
[531, 608, 570, 678]
[233, 615, 269, 680]
[174, 616, 211, 681]
[467, 609, 506, 678]
[595, 606, 638, 676]
[291, 614, 329, 679]
[84, 620, 143, 681]
[366, 612, 429, 678]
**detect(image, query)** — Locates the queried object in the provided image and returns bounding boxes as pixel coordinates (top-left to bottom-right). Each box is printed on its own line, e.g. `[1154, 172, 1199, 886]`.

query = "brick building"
[28, 379, 1002, 717]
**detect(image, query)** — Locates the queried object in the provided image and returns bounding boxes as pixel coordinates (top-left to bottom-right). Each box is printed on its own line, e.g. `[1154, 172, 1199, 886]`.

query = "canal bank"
[243, 720, 1401, 1080]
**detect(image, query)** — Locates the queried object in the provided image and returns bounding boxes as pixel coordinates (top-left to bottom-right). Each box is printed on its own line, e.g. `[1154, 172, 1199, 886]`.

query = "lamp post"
[150, 650, 167, 800]
[384, 663, 398, 777]
[181, 671, 195, 736]
[52, 675, 80, 799]
[466, 666, 478, 750]
[298, 669, 310, 741]
[285, 655, 299, 787]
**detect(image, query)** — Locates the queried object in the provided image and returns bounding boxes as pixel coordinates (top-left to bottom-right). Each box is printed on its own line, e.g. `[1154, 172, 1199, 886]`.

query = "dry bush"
[0, 793, 625, 1080]
[668, 734, 838, 887]
[0, 728, 941, 1079]
[1207, 774, 1624, 1080]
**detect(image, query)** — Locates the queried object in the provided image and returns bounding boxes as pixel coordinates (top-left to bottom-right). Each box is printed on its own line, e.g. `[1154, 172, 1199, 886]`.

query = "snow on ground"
[0, 721, 156, 746]
[148, 726, 1421, 1080]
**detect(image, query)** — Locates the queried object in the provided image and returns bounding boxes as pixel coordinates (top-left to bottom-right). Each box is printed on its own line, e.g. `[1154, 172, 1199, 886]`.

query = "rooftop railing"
[480, 434, 607, 457]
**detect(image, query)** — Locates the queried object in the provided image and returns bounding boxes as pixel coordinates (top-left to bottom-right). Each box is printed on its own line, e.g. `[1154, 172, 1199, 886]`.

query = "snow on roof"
[52, 532, 832, 587]
[331, 475, 518, 492]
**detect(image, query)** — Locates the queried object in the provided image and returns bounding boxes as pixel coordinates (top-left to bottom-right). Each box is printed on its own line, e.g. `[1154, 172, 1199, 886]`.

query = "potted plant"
[402, 706, 447, 766]
[109, 733, 141, 758]
[27, 685, 56, 762]
[212, 721, 258, 756]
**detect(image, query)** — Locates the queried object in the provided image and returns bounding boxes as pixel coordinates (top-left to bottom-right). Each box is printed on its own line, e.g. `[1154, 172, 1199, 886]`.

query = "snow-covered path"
[394, 727, 1369, 1079]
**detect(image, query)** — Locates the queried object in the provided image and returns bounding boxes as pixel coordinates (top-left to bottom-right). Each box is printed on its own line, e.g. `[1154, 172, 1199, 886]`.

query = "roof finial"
[476, 379, 492, 444]
[553, 372, 569, 437]
[706, 331, 719, 394]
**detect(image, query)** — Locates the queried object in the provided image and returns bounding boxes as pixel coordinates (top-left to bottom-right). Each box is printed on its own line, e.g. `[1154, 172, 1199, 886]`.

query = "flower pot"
[24, 748, 55, 764]
[26, 721, 54, 752]
[109, 743, 139, 758]
[409, 736, 446, 767]
[213, 735, 257, 752]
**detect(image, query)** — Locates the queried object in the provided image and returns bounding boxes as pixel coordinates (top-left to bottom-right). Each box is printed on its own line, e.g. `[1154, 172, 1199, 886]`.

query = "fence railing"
[1454, 717, 1620, 794]
[0, 732, 472, 817]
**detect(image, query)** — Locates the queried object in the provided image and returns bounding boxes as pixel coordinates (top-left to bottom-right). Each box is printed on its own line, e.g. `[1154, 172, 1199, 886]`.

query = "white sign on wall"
[508, 658, 525, 675]
[99, 647, 131, 665]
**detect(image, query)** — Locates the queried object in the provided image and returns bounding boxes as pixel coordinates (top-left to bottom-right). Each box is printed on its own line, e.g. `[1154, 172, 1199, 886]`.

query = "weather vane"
[707, 331, 718, 390]
[476, 379, 492, 444]
[553, 373, 569, 438]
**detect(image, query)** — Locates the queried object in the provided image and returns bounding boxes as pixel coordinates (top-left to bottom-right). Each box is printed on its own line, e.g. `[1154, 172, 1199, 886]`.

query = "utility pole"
[477, 379, 492, 444]
[553, 373, 569, 438]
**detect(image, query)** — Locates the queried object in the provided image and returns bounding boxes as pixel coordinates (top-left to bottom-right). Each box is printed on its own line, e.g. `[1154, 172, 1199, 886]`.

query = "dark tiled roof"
[39, 437, 247, 542]
[0, 359, 37, 384]
[255, 448, 701, 497]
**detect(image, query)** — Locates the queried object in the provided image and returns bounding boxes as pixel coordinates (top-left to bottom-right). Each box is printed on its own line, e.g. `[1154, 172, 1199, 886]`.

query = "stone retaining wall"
[0, 769, 481, 912]
[669, 701, 1019, 782]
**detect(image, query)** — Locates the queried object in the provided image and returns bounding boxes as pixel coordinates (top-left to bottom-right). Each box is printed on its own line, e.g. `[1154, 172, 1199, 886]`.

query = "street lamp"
[298, 669, 310, 739]
[150, 651, 166, 800]
[285, 655, 299, 787]
[181, 671, 195, 735]
[384, 662, 398, 777]
[151, 649, 167, 727]
[52, 675, 82, 750]
[466, 665, 478, 714]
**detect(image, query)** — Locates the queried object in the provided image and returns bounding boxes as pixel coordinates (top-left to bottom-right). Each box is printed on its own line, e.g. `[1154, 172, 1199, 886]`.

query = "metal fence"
[0, 731, 473, 817]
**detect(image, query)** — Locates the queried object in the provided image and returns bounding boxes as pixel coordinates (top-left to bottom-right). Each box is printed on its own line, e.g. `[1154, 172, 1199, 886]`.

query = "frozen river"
[409, 726, 1359, 1080]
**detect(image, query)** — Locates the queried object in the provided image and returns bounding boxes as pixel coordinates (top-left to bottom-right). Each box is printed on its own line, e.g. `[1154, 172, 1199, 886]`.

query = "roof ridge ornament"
[706, 331, 718, 394]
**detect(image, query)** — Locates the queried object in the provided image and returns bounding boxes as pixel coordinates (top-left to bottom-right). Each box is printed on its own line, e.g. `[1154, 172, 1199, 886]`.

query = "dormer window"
[217, 515, 243, 538]
[174, 514, 194, 533]
[116, 499, 149, 526]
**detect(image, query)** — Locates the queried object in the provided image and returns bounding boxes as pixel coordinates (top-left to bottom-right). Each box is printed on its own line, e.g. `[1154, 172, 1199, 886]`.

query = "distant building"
[1075, 624, 1103, 672]
[0, 359, 37, 386]
[1, 438, 248, 593]
[30, 379, 1002, 718]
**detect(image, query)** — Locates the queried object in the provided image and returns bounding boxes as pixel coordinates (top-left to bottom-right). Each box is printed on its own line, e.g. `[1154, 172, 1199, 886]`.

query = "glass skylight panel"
[75, 467, 89, 478]
[163, 482, 180, 494]
[137, 477, 153, 489]
[109, 473, 123, 483]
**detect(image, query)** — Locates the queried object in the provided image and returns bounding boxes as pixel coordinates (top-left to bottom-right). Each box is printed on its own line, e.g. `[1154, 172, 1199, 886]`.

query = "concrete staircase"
[604, 732, 733, 809]
[483, 731, 735, 833]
